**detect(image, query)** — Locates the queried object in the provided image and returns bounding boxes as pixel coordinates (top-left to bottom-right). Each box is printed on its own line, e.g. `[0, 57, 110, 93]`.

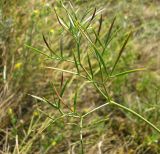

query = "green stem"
[80, 116, 84, 154]
[82, 102, 109, 118]
[90, 80, 160, 133]
[110, 101, 160, 133]
[58, 108, 64, 115]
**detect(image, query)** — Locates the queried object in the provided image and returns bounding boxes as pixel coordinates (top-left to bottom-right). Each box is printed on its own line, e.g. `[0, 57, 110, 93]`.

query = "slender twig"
[46, 67, 87, 80]
[82, 102, 110, 118]
[52, 82, 73, 112]
[110, 101, 160, 133]
[80, 116, 84, 154]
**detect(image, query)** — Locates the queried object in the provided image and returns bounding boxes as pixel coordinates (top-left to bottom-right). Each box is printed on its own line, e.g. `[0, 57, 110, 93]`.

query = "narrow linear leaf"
[87, 118, 109, 128]
[50, 82, 63, 111]
[60, 79, 70, 97]
[46, 67, 87, 79]
[77, 40, 81, 63]
[54, 7, 68, 30]
[86, 8, 96, 28]
[61, 1, 76, 20]
[110, 32, 132, 75]
[58, 79, 70, 108]
[110, 68, 146, 78]
[73, 51, 80, 74]
[78, 24, 93, 45]
[60, 72, 64, 89]
[25, 44, 52, 59]
[25, 44, 75, 63]
[95, 14, 103, 43]
[73, 91, 78, 113]
[42, 34, 58, 57]
[60, 36, 63, 58]
[93, 29, 104, 49]
[110, 100, 160, 134]
[104, 17, 116, 46]
[68, 1, 78, 20]
[102, 17, 116, 55]
[29, 94, 46, 102]
[90, 8, 97, 22]
[45, 99, 58, 109]
[77, 22, 104, 56]
[81, 9, 92, 22]
[97, 55, 103, 80]
[38, 108, 56, 121]
[49, 82, 57, 98]
[87, 53, 93, 78]
[29, 94, 57, 109]
[84, 8, 105, 23]
[68, 13, 75, 29]
[77, 24, 108, 76]
[102, 27, 122, 55]
[94, 48, 108, 76]
[60, 2, 77, 32]
[51, 82, 73, 112]
[46, 67, 78, 75]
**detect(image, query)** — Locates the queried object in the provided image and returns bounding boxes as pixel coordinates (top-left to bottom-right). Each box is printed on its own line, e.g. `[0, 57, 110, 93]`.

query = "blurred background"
[0, 0, 160, 153]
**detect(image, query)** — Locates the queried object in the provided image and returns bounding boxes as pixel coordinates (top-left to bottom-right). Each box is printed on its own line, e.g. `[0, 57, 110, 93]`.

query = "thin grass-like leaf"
[73, 51, 80, 74]
[60, 36, 63, 58]
[44, 99, 59, 110]
[90, 8, 97, 22]
[110, 100, 160, 134]
[42, 34, 58, 57]
[26, 44, 76, 64]
[46, 67, 87, 79]
[60, 79, 69, 97]
[25, 44, 52, 59]
[29, 94, 58, 109]
[81, 9, 92, 22]
[87, 53, 93, 78]
[73, 91, 78, 113]
[104, 17, 116, 46]
[94, 48, 108, 76]
[87, 117, 109, 128]
[29, 94, 46, 102]
[110, 68, 145, 78]
[93, 29, 104, 49]
[77, 40, 81, 63]
[60, 72, 64, 89]
[110, 32, 132, 75]
[58, 79, 70, 108]
[86, 8, 96, 28]
[84, 8, 105, 23]
[68, 13, 75, 29]
[77, 24, 108, 76]
[102, 17, 116, 55]
[46, 67, 78, 75]
[78, 24, 93, 45]
[95, 14, 103, 43]
[60, 2, 77, 32]
[54, 7, 69, 30]
[68, 1, 78, 20]
[77, 22, 102, 53]
[97, 54, 103, 80]
[51, 81, 73, 112]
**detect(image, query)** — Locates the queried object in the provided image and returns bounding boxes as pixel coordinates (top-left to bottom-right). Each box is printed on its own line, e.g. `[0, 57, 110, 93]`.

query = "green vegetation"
[0, 0, 160, 153]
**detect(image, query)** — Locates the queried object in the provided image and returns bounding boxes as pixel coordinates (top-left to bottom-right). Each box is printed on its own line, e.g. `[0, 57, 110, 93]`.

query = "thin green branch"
[46, 67, 87, 80]
[80, 116, 84, 154]
[82, 102, 110, 118]
[110, 101, 160, 134]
